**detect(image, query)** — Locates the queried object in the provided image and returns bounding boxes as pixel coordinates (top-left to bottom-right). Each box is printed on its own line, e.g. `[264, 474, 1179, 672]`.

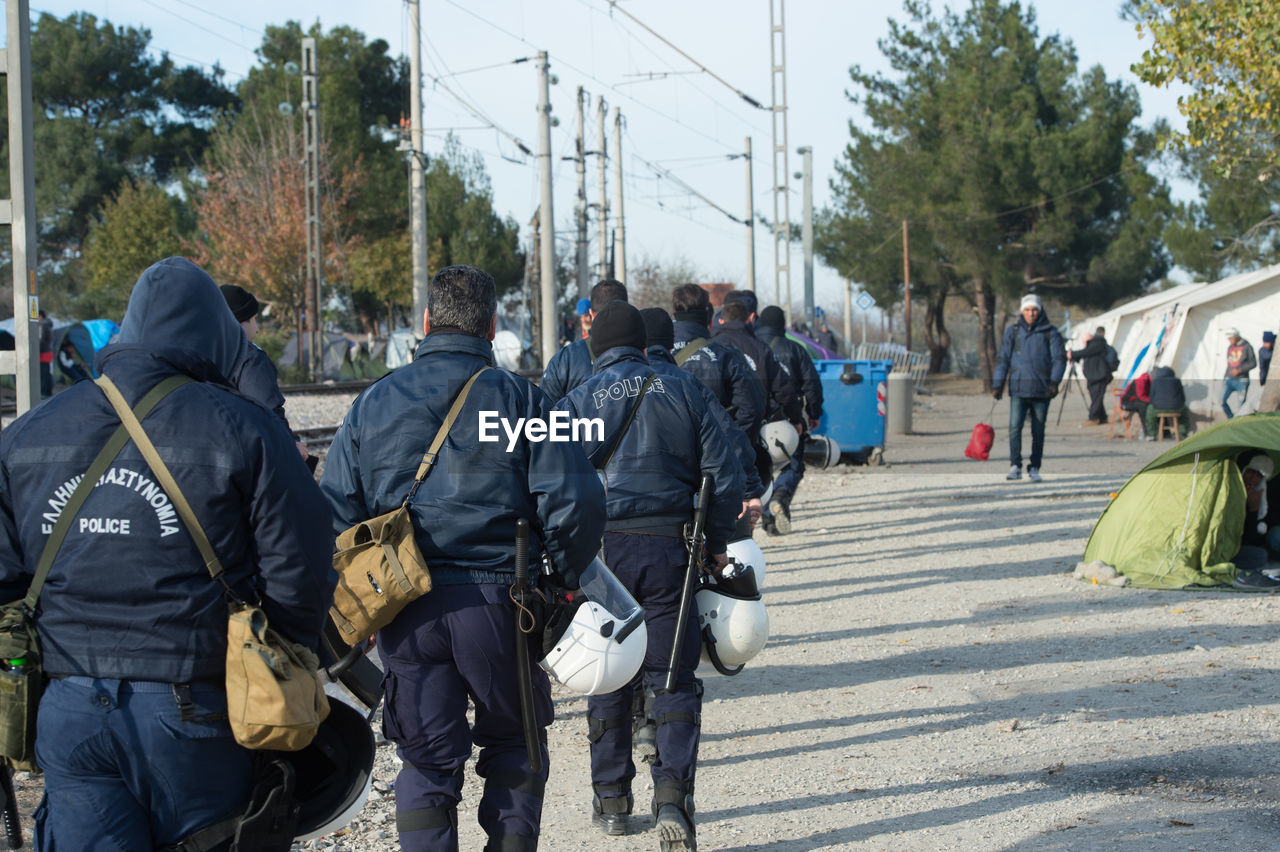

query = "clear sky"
[20, 0, 1191, 320]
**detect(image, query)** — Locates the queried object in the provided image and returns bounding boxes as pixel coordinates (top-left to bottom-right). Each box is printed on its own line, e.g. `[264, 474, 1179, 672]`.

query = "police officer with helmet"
[0, 257, 334, 849]
[321, 264, 606, 851]
[555, 301, 744, 851]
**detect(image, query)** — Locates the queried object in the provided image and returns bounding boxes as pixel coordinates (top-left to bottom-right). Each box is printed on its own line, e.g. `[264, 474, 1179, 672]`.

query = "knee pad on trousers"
[397, 804, 458, 833]
[483, 770, 546, 801]
[587, 714, 629, 744]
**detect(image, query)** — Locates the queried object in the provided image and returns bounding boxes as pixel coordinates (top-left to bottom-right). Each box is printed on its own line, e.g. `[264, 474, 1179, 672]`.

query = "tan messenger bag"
[330, 367, 490, 646]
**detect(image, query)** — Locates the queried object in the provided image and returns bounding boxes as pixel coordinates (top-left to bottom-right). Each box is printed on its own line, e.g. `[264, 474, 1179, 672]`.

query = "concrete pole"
[537, 52, 557, 368]
[3, 0, 38, 416]
[843, 278, 853, 354]
[614, 108, 626, 285]
[903, 218, 911, 352]
[409, 0, 429, 333]
[745, 137, 756, 293]
[574, 86, 588, 298]
[302, 37, 321, 380]
[799, 145, 814, 328]
[597, 96, 608, 280]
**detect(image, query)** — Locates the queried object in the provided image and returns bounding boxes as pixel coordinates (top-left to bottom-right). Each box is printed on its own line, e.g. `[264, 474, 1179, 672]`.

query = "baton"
[0, 766, 21, 849]
[512, 519, 542, 774]
[666, 474, 713, 693]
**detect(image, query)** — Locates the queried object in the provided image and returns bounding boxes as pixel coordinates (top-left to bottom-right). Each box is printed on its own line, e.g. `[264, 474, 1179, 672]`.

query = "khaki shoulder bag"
[330, 367, 491, 646]
[96, 375, 328, 753]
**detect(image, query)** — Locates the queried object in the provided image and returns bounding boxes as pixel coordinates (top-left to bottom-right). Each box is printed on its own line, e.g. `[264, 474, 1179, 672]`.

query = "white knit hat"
[1020, 294, 1042, 311]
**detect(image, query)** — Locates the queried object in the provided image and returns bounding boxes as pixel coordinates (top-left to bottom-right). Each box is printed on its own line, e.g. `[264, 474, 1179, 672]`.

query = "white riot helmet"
[539, 558, 647, 695]
[761, 421, 799, 466]
[290, 700, 376, 841]
[726, 537, 766, 588]
[803, 434, 841, 469]
[696, 563, 769, 675]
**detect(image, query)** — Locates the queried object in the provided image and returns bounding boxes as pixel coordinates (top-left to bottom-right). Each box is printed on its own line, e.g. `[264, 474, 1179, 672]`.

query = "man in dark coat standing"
[992, 294, 1066, 482]
[1069, 326, 1114, 426]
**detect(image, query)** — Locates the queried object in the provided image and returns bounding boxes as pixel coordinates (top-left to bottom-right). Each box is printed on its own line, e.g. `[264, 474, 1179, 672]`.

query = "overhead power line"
[628, 133, 744, 225]
[604, 0, 766, 110]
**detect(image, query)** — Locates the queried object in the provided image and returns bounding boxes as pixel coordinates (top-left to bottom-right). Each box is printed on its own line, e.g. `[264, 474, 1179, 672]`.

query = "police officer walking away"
[556, 301, 744, 852]
[321, 264, 606, 851]
[0, 257, 334, 848]
[539, 279, 628, 402]
[755, 305, 823, 534]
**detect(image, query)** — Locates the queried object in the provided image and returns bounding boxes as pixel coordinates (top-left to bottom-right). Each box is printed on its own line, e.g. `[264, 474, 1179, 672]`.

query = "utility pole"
[903, 218, 911, 352]
[843, 279, 853, 352]
[574, 86, 589, 299]
[536, 52, 557, 368]
[596, 96, 608, 280]
[614, 107, 626, 284]
[408, 0, 428, 333]
[302, 37, 322, 380]
[0, 0, 38, 418]
[798, 145, 814, 329]
[744, 137, 756, 293]
[769, 0, 791, 310]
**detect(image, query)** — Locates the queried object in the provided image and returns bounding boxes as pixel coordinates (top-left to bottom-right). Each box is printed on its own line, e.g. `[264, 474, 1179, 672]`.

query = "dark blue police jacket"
[713, 319, 802, 423]
[756, 325, 824, 422]
[672, 319, 765, 439]
[539, 336, 593, 403]
[993, 313, 1067, 400]
[322, 331, 605, 588]
[0, 258, 334, 683]
[227, 342, 292, 435]
[647, 346, 763, 500]
[555, 346, 744, 554]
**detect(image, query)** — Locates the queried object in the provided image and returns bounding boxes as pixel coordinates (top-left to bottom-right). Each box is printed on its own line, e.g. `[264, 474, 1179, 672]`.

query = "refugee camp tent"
[279, 331, 351, 380]
[384, 327, 418, 370]
[1082, 413, 1280, 589]
[1068, 282, 1206, 381]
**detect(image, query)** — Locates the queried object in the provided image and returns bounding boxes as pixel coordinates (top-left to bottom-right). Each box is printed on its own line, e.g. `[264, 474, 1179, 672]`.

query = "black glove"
[992, 390, 1002, 401]
[1048, 384, 1059, 398]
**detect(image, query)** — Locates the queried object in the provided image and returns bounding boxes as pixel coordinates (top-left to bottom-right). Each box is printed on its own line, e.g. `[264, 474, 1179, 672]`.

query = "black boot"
[592, 789, 634, 836]
[653, 782, 696, 851]
[768, 490, 793, 535]
[633, 689, 657, 764]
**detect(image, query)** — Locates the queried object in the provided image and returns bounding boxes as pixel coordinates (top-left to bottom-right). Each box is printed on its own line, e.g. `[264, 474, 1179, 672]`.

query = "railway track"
[295, 424, 342, 455]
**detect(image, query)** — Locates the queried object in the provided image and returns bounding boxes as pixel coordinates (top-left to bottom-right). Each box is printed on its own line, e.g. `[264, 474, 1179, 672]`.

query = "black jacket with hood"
[0, 257, 334, 682]
[713, 319, 802, 423]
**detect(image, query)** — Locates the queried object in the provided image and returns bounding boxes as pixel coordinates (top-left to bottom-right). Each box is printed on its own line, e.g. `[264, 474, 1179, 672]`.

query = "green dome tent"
[1083, 413, 1280, 589]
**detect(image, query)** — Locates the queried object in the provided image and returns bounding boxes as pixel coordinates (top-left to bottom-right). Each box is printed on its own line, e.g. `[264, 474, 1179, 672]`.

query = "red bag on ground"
[964, 422, 994, 461]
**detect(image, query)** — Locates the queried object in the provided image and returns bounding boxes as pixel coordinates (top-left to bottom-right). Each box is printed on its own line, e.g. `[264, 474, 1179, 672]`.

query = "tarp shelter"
[1082, 413, 1280, 589]
[279, 332, 351, 380]
[55, 319, 119, 378]
[384, 327, 419, 370]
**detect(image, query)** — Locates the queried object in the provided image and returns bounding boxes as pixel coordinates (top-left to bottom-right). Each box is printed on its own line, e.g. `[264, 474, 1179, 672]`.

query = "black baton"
[512, 519, 542, 774]
[666, 474, 713, 693]
[0, 765, 22, 849]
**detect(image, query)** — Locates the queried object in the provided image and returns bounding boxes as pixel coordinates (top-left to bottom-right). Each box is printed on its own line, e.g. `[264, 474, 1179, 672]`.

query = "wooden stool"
[1108, 388, 1133, 439]
[1156, 411, 1181, 441]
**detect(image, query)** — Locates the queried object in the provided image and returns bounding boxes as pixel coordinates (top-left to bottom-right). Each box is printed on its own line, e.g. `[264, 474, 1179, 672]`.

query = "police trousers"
[379, 583, 551, 852]
[589, 532, 702, 804]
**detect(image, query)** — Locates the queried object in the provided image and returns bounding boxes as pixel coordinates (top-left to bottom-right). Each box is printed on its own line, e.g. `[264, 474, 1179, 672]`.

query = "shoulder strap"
[405, 367, 491, 505]
[95, 374, 226, 583]
[24, 374, 190, 612]
[675, 337, 711, 367]
[598, 374, 657, 470]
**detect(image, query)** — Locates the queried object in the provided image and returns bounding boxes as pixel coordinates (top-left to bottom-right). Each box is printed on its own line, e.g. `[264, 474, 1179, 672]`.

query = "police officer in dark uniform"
[556, 302, 743, 852]
[755, 305, 823, 534]
[671, 284, 768, 493]
[321, 264, 606, 852]
[220, 284, 310, 463]
[713, 290, 802, 429]
[539, 279, 628, 402]
[0, 257, 334, 849]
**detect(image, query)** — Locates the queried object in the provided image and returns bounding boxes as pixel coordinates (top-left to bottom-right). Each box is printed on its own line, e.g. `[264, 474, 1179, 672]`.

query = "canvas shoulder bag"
[330, 367, 491, 646]
[675, 337, 711, 367]
[0, 375, 188, 770]
[95, 375, 328, 753]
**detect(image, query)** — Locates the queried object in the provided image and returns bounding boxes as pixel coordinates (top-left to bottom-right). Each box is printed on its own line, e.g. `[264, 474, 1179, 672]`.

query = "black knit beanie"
[220, 284, 260, 323]
[640, 307, 674, 351]
[589, 301, 647, 357]
[758, 305, 786, 329]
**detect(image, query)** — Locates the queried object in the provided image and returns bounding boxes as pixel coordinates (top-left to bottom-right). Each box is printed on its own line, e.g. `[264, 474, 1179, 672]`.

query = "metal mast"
[574, 86, 589, 298]
[302, 37, 322, 380]
[408, 0, 428, 332]
[614, 108, 626, 285]
[769, 0, 791, 310]
[0, 0, 38, 418]
[744, 136, 756, 293]
[799, 145, 814, 327]
[536, 52, 557, 368]
[596, 96, 608, 280]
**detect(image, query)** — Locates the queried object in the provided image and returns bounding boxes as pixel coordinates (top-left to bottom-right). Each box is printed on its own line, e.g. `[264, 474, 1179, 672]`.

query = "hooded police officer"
[0, 257, 335, 848]
[555, 301, 744, 852]
[540, 279, 628, 402]
[321, 264, 606, 852]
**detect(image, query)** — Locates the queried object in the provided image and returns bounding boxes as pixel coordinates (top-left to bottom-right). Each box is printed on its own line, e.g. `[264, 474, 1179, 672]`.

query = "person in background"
[38, 309, 53, 398]
[540, 279, 628, 402]
[991, 294, 1066, 482]
[1222, 328, 1257, 419]
[815, 319, 839, 354]
[1259, 331, 1274, 385]
[577, 296, 593, 339]
[1145, 366, 1191, 441]
[1068, 326, 1115, 426]
[1232, 454, 1280, 590]
[1120, 369, 1153, 438]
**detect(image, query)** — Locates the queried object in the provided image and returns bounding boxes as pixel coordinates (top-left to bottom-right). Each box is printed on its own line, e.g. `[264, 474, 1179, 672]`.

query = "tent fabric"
[279, 332, 351, 380]
[1083, 412, 1280, 589]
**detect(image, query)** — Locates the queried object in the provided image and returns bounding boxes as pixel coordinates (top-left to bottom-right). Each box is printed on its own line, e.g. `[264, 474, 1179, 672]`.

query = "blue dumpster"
[812, 359, 891, 464]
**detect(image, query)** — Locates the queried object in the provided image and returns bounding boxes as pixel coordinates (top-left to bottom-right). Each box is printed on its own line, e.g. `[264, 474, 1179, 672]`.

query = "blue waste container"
[812, 360, 891, 464]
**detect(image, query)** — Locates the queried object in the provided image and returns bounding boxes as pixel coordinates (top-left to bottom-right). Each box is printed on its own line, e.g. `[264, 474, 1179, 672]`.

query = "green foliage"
[81, 179, 184, 319]
[818, 0, 1171, 382]
[0, 12, 235, 285]
[1128, 0, 1280, 181]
